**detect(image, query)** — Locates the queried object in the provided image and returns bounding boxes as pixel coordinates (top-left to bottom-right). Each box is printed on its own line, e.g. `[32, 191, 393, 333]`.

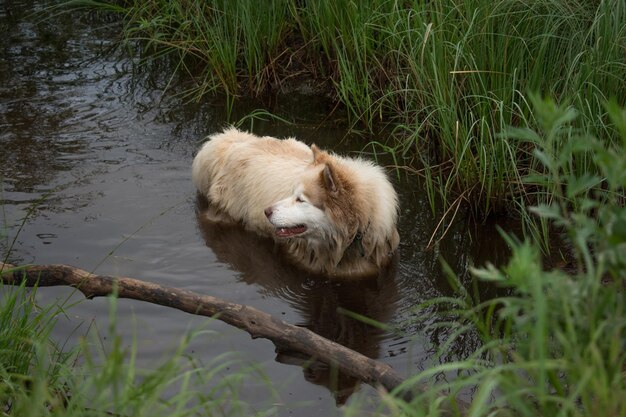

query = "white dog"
[192, 128, 399, 277]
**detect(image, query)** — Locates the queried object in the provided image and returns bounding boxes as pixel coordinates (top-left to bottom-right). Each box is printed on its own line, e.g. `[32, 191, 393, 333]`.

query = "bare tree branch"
[0, 262, 413, 398]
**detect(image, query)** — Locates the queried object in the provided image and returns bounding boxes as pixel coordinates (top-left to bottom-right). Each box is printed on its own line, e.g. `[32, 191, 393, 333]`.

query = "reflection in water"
[0, 3, 86, 196]
[195, 197, 399, 404]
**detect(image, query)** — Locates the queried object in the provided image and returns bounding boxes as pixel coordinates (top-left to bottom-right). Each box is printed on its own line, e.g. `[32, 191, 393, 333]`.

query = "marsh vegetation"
[81, 0, 626, 217]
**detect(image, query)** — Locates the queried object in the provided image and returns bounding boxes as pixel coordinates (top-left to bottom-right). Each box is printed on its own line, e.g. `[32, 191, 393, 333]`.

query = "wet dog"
[192, 128, 399, 277]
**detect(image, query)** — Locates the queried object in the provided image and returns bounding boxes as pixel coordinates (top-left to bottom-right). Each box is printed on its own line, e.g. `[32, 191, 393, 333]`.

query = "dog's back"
[192, 128, 312, 232]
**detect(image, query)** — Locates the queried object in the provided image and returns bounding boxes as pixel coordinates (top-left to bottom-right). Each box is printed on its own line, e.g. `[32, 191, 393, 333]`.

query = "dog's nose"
[264, 207, 273, 219]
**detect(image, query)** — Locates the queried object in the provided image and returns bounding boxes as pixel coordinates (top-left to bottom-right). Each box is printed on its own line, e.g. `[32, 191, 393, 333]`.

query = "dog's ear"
[311, 144, 331, 164]
[311, 144, 322, 163]
[321, 163, 339, 194]
[312, 144, 341, 193]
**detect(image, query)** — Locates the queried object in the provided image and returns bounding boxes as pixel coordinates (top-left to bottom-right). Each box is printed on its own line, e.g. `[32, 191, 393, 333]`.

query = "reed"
[75, 0, 626, 217]
[382, 98, 626, 416]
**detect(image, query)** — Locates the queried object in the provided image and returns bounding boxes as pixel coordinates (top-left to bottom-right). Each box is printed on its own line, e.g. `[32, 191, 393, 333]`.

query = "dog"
[192, 127, 399, 277]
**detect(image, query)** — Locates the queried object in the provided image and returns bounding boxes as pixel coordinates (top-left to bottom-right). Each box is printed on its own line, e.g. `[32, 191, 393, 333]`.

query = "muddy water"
[1, 2, 513, 415]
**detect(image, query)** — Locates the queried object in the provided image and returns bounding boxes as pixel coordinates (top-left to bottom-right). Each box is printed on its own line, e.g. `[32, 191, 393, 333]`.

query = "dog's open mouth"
[275, 225, 307, 238]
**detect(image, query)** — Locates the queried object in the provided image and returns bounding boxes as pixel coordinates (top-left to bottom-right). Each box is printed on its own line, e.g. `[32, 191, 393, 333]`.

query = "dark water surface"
[1, 2, 514, 415]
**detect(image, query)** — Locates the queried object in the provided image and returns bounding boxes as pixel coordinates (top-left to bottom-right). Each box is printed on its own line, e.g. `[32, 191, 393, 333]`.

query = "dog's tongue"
[275, 225, 307, 238]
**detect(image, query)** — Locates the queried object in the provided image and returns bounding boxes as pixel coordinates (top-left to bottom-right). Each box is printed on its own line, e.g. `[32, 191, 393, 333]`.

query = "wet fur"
[192, 127, 399, 277]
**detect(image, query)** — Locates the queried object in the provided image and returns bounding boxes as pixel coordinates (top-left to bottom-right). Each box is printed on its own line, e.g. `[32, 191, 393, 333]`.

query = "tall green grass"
[298, 0, 625, 216]
[0, 280, 277, 416]
[77, 0, 626, 217]
[378, 98, 626, 416]
[114, 0, 291, 97]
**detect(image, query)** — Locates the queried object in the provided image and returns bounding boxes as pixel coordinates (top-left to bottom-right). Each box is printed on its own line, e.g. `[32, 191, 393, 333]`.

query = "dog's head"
[264, 145, 359, 243]
[264, 144, 399, 273]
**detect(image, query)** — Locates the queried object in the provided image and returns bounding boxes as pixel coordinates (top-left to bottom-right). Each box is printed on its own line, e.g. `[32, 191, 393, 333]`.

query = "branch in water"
[0, 262, 413, 399]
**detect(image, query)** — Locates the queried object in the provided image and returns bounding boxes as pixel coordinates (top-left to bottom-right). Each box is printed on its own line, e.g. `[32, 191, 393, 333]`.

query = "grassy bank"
[74, 0, 626, 217]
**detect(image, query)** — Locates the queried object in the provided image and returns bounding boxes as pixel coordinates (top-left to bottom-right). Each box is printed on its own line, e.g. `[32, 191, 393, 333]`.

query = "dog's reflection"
[196, 199, 399, 404]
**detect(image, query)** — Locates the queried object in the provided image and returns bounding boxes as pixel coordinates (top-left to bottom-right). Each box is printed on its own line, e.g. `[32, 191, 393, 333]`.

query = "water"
[0, 2, 515, 415]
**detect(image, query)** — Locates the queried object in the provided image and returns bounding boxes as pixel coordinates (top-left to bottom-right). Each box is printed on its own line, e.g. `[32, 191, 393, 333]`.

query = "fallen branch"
[0, 262, 412, 398]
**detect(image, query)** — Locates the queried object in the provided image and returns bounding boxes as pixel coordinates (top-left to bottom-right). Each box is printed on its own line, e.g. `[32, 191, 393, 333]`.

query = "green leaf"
[470, 263, 505, 282]
[529, 94, 578, 134]
[530, 204, 562, 220]
[605, 100, 626, 150]
[532, 149, 554, 170]
[566, 174, 601, 199]
[607, 209, 626, 245]
[506, 126, 543, 144]
[579, 198, 600, 212]
[523, 173, 552, 186]
[551, 107, 578, 132]
[566, 135, 599, 154]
